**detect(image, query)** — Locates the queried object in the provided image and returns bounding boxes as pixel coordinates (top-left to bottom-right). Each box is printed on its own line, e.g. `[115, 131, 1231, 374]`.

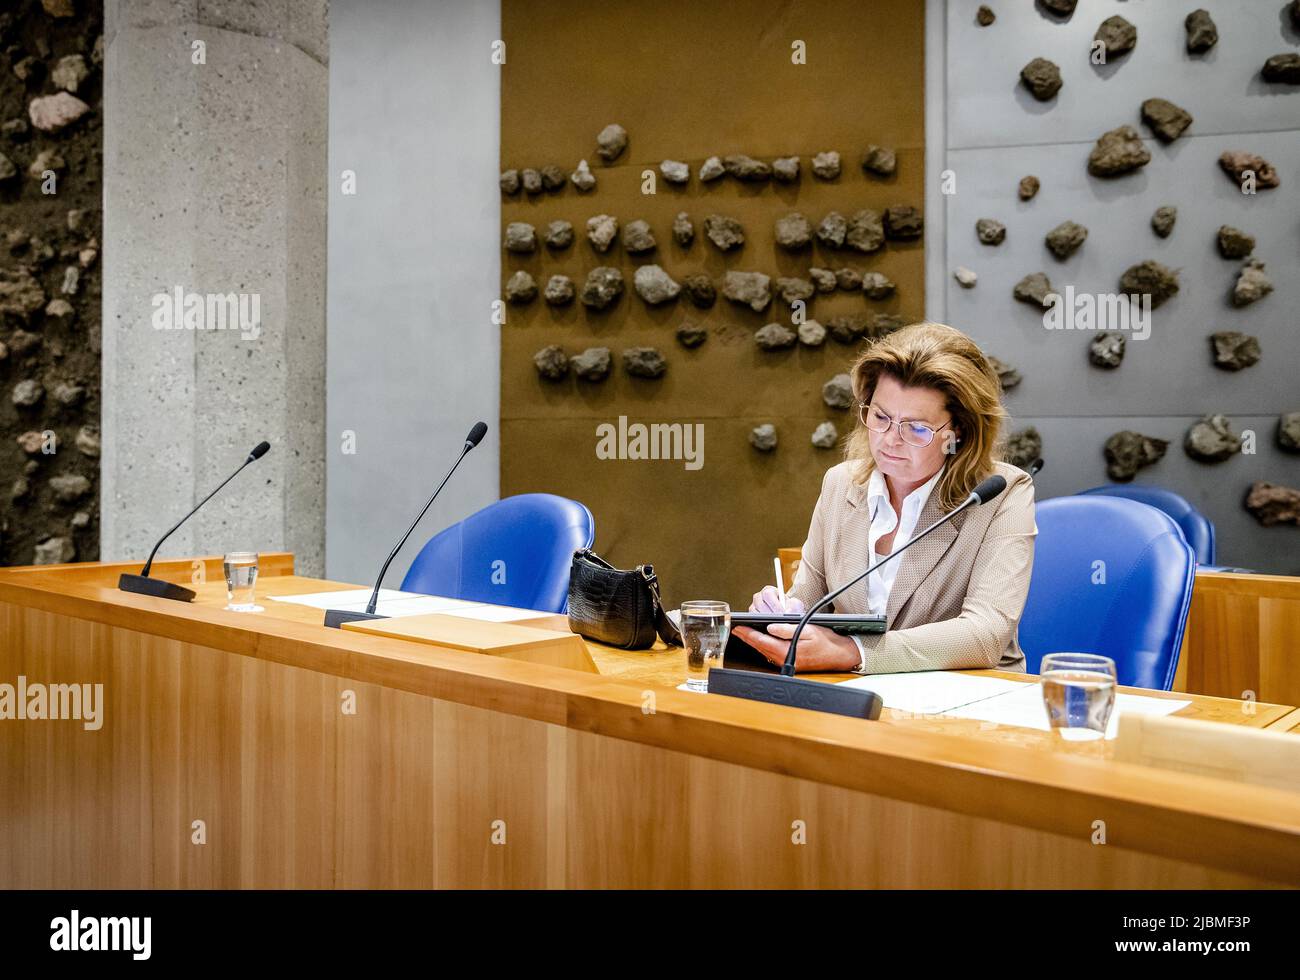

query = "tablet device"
[724, 613, 886, 673]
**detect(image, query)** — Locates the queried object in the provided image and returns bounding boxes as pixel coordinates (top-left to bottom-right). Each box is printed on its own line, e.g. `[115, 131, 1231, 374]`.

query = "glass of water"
[1040, 652, 1117, 741]
[681, 600, 731, 693]
[223, 551, 262, 612]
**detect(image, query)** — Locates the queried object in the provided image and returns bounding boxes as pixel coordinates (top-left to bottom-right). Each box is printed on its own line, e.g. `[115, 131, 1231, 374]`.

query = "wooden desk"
[2, 556, 1299, 888]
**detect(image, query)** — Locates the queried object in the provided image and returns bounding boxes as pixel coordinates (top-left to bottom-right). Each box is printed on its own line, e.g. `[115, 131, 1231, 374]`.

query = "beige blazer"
[788, 459, 1037, 674]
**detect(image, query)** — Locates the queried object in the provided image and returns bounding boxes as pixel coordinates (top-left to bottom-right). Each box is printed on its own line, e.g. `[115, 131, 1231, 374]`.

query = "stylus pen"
[773, 557, 788, 613]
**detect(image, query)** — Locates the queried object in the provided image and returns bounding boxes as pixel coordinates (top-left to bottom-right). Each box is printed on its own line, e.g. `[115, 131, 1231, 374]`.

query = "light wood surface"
[1115, 713, 1300, 793]
[2, 557, 1299, 888]
[346, 613, 598, 673]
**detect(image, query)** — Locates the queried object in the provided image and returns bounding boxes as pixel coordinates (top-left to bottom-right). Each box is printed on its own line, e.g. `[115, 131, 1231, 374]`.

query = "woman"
[734, 321, 1037, 675]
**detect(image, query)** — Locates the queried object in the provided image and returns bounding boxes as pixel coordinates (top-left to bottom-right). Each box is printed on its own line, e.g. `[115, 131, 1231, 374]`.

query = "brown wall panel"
[501, 0, 926, 606]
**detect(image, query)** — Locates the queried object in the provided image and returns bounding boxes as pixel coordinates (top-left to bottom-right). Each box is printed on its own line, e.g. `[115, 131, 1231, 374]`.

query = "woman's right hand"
[750, 586, 805, 615]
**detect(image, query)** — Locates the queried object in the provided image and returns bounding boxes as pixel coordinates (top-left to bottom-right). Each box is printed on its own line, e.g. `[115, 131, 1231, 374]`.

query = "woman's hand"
[749, 585, 805, 614]
[731, 622, 862, 673]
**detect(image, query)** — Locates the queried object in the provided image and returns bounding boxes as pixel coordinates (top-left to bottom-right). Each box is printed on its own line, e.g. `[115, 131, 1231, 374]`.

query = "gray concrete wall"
[324, 0, 501, 587]
[927, 0, 1300, 572]
[101, 0, 328, 574]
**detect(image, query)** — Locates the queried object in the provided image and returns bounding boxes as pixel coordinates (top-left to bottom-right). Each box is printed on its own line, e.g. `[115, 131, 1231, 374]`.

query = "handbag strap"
[638, 564, 683, 647]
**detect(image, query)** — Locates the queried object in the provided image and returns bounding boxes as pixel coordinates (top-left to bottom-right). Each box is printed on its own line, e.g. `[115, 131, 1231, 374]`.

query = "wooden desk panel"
[2, 559, 1299, 888]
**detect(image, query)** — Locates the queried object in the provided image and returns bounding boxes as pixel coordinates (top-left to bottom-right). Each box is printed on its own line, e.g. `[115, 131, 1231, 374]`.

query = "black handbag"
[567, 548, 683, 650]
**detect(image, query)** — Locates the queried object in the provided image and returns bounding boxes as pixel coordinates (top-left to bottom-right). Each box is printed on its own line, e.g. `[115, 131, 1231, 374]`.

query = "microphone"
[1027, 458, 1044, 476]
[118, 441, 273, 603]
[707, 473, 1009, 719]
[324, 421, 489, 629]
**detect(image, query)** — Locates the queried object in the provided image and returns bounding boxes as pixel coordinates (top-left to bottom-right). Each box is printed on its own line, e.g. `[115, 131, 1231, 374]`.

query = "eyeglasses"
[859, 403, 952, 448]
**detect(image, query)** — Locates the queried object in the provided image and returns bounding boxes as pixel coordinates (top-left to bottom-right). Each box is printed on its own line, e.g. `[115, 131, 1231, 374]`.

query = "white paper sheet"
[267, 588, 425, 610]
[438, 604, 554, 623]
[836, 670, 1029, 716]
[268, 589, 551, 623]
[942, 681, 1192, 737]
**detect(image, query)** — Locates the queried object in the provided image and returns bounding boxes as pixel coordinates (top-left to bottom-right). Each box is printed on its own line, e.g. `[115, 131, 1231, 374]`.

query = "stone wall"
[0, 0, 103, 566]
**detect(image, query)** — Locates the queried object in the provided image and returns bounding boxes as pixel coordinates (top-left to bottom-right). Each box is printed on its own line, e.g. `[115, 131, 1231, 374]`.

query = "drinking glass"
[223, 551, 262, 612]
[680, 600, 731, 693]
[1040, 652, 1117, 741]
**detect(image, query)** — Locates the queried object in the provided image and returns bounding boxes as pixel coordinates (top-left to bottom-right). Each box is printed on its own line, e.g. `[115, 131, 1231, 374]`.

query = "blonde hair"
[845, 321, 1007, 510]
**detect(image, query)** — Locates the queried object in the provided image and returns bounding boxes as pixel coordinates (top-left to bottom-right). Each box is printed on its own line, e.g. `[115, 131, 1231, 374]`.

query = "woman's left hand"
[731, 622, 862, 673]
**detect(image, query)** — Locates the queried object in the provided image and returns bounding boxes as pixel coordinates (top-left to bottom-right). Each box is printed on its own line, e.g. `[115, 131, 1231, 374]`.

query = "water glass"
[681, 600, 731, 693]
[223, 551, 262, 612]
[1040, 652, 1117, 741]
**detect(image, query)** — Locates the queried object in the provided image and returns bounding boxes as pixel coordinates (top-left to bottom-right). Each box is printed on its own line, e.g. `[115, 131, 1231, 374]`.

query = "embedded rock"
[521, 168, 542, 194]
[884, 205, 922, 240]
[1038, 0, 1077, 16]
[1277, 413, 1300, 453]
[1232, 258, 1273, 307]
[827, 314, 868, 344]
[976, 218, 1006, 245]
[1185, 9, 1218, 53]
[596, 123, 628, 162]
[586, 214, 619, 253]
[1020, 58, 1062, 101]
[809, 268, 837, 293]
[505, 271, 537, 303]
[861, 145, 896, 177]
[540, 165, 566, 192]
[0, 152, 15, 181]
[775, 212, 812, 250]
[1094, 16, 1137, 58]
[570, 159, 596, 192]
[755, 323, 797, 350]
[987, 356, 1021, 390]
[846, 209, 885, 252]
[672, 211, 694, 247]
[682, 274, 716, 308]
[660, 160, 690, 184]
[1218, 151, 1279, 189]
[0, 266, 45, 321]
[953, 266, 978, 288]
[1217, 225, 1254, 259]
[622, 347, 667, 379]
[504, 222, 536, 253]
[633, 265, 681, 305]
[723, 154, 771, 181]
[1089, 332, 1125, 369]
[811, 421, 838, 449]
[676, 323, 708, 348]
[580, 267, 624, 309]
[28, 92, 89, 132]
[977, 5, 995, 26]
[811, 151, 841, 180]
[499, 169, 519, 194]
[1262, 54, 1300, 85]
[798, 319, 827, 346]
[1045, 220, 1087, 259]
[1151, 206, 1177, 238]
[816, 211, 847, 248]
[49, 474, 90, 502]
[722, 271, 772, 312]
[1185, 415, 1241, 463]
[699, 156, 725, 181]
[822, 373, 854, 410]
[622, 219, 657, 254]
[1105, 431, 1168, 481]
[1141, 98, 1193, 143]
[772, 156, 800, 182]
[545, 219, 574, 250]
[1004, 428, 1042, 470]
[75, 426, 100, 458]
[834, 267, 862, 291]
[1119, 260, 1179, 309]
[1013, 272, 1053, 307]
[775, 276, 814, 306]
[750, 424, 778, 453]
[571, 347, 612, 382]
[1245, 483, 1300, 527]
[543, 275, 575, 305]
[1018, 175, 1040, 200]
[860, 272, 896, 300]
[1210, 331, 1260, 371]
[34, 537, 74, 565]
[1088, 125, 1151, 177]
[704, 214, 745, 252]
[533, 345, 569, 381]
[53, 382, 85, 406]
[28, 149, 66, 177]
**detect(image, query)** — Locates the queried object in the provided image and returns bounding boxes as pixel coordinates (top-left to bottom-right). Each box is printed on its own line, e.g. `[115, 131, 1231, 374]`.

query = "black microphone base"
[117, 573, 196, 603]
[706, 667, 883, 720]
[323, 609, 390, 630]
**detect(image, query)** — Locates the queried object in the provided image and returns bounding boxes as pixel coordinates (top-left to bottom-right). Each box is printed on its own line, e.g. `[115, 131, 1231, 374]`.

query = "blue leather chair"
[1019, 496, 1195, 690]
[400, 493, 595, 613]
[1076, 484, 1216, 565]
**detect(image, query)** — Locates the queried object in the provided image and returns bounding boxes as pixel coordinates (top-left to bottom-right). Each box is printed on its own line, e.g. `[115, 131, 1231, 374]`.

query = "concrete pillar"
[101, 0, 328, 574]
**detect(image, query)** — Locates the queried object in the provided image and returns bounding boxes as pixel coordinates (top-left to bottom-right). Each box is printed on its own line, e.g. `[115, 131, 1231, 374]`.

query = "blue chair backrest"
[399, 493, 595, 613]
[1019, 496, 1195, 690]
[1076, 484, 1216, 565]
